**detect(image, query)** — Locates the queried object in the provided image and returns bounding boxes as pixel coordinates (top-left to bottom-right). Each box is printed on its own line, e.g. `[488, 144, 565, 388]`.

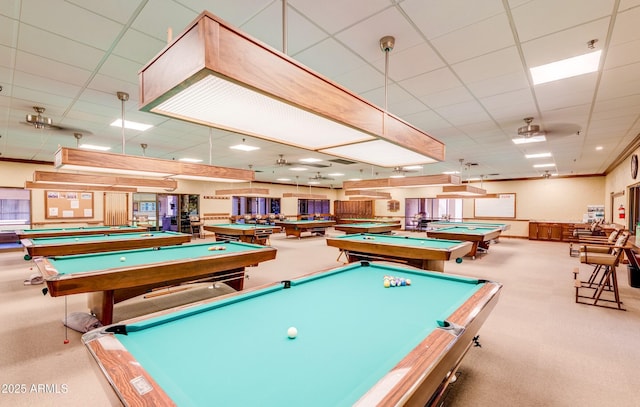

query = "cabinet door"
[549, 224, 563, 241]
[529, 222, 539, 240]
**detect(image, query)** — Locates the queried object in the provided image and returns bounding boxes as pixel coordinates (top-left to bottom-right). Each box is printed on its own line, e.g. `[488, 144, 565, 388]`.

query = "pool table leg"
[422, 259, 445, 272]
[88, 290, 115, 325]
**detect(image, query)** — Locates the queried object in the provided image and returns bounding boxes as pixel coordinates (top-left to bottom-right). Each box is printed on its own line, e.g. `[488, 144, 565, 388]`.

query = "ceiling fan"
[22, 106, 91, 134]
[309, 172, 334, 181]
[275, 154, 292, 167]
[517, 117, 546, 137]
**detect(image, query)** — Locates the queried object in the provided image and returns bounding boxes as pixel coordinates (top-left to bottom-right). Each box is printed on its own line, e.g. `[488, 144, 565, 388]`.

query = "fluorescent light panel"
[512, 135, 546, 144]
[229, 144, 260, 151]
[321, 140, 438, 167]
[533, 163, 555, 168]
[79, 144, 111, 151]
[525, 152, 552, 159]
[110, 119, 153, 131]
[155, 75, 375, 150]
[531, 50, 602, 85]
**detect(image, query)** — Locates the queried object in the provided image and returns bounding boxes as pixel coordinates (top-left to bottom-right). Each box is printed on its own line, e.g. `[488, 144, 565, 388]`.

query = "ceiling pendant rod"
[380, 36, 395, 113]
[209, 127, 213, 165]
[282, 0, 288, 55]
[117, 91, 129, 154]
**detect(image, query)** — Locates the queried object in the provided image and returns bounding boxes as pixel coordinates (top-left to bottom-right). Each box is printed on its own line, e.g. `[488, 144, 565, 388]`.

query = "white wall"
[1, 160, 607, 237]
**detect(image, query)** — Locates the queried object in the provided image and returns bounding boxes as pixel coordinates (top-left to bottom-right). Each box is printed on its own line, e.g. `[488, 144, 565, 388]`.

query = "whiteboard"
[474, 193, 516, 218]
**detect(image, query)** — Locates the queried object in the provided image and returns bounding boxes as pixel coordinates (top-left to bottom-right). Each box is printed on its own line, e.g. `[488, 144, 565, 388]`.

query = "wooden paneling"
[334, 200, 374, 220]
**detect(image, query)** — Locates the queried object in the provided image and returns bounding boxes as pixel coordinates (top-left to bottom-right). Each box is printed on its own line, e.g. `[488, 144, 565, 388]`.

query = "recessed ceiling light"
[110, 119, 153, 131]
[512, 135, 546, 144]
[179, 158, 203, 163]
[299, 158, 322, 163]
[442, 171, 460, 175]
[402, 165, 422, 170]
[348, 178, 362, 181]
[595, 146, 603, 151]
[276, 178, 291, 181]
[79, 144, 111, 151]
[328, 173, 344, 177]
[229, 144, 260, 151]
[289, 167, 307, 171]
[530, 50, 601, 85]
[533, 163, 555, 168]
[525, 152, 552, 159]
[308, 181, 321, 185]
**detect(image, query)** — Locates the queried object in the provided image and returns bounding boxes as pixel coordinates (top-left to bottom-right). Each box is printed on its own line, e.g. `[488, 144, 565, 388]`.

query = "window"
[231, 196, 281, 216]
[298, 199, 330, 216]
[0, 188, 30, 227]
[405, 198, 462, 221]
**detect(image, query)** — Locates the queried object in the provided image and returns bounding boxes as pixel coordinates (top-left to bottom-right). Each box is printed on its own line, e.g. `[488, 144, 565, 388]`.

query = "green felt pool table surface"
[16, 225, 147, 239]
[20, 231, 191, 259]
[334, 222, 402, 234]
[83, 261, 501, 407]
[326, 234, 473, 272]
[428, 221, 510, 231]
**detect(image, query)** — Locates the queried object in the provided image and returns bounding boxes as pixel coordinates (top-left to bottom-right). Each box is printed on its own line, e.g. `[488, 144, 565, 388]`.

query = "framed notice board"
[45, 191, 94, 219]
[474, 193, 516, 219]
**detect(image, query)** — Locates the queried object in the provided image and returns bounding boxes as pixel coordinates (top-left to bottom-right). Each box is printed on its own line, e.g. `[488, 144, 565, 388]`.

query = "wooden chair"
[577, 228, 621, 254]
[575, 231, 629, 310]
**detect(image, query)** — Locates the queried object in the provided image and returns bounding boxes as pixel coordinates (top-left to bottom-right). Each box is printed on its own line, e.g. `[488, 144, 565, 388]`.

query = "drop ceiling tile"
[376, 42, 445, 82]
[510, 0, 615, 42]
[435, 100, 492, 126]
[431, 14, 514, 64]
[416, 86, 475, 109]
[241, 2, 328, 55]
[521, 19, 610, 67]
[335, 7, 424, 62]
[112, 28, 166, 65]
[0, 13, 18, 48]
[289, 0, 391, 35]
[453, 47, 524, 84]
[14, 52, 91, 87]
[401, 0, 505, 39]
[467, 72, 530, 99]
[334, 64, 384, 94]
[295, 38, 365, 79]
[598, 62, 640, 99]
[604, 39, 640, 70]
[480, 89, 537, 121]
[400, 67, 463, 98]
[131, 1, 198, 41]
[20, 0, 124, 50]
[17, 25, 104, 70]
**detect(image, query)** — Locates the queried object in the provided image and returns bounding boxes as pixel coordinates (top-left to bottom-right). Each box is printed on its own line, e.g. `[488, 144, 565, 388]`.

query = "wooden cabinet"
[529, 222, 563, 241]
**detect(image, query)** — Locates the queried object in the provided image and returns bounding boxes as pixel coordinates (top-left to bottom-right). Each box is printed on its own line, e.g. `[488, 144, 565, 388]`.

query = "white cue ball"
[119, 256, 126, 262]
[287, 326, 298, 339]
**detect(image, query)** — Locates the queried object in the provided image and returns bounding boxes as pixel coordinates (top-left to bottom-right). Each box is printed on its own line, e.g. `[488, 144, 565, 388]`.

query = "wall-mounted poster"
[45, 191, 94, 219]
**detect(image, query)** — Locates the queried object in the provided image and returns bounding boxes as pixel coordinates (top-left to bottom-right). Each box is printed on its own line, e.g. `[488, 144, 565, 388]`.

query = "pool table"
[83, 261, 501, 407]
[203, 223, 281, 245]
[428, 221, 511, 232]
[20, 231, 191, 260]
[16, 225, 147, 239]
[426, 226, 502, 259]
[336, 217, 401, 224]
[274, 219, 336, 238]
[34, 241, 276, 325]
[326, 234, 472, 272]
[334, 222, 402, 235]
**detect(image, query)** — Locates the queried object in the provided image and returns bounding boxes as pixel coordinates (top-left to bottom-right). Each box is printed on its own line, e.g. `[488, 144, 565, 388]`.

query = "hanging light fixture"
[53, 92, 253, 183]
[437, 159, 486, 198]
[138, 11, 445, 168]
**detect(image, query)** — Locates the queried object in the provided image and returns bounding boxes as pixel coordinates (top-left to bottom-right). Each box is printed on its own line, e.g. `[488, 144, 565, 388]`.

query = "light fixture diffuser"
[530, 50, 602, 85]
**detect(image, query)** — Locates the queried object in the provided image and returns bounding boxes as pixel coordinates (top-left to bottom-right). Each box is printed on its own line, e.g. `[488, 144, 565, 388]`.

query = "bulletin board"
[45, 191, 94, 219]
[474, 193, 516, 219]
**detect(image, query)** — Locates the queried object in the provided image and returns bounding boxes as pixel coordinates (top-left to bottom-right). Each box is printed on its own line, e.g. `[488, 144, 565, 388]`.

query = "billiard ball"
[383, 279, 390, 288]
[119, 256, 126, 262]
[406, 278, 412, 286]
[456, 257, 463, 264]
[287, 326, 298, 339]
